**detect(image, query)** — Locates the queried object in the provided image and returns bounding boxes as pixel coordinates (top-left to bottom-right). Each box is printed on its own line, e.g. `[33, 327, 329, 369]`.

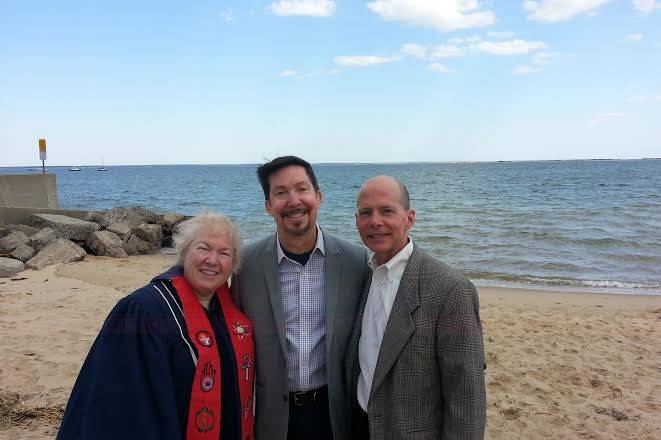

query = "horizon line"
[2, 157, 659, 168]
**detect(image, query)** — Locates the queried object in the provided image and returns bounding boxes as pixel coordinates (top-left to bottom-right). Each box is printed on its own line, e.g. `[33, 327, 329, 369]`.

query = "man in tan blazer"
[346, 175, 486, 439]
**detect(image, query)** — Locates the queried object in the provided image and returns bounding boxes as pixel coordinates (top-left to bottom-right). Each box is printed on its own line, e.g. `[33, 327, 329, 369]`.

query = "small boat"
[97, 155, 108, 171]
[68, 167, 81, 171]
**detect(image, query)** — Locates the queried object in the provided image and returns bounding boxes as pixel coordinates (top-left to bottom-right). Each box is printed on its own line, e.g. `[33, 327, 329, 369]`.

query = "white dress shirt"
[357, 239, 414, 411]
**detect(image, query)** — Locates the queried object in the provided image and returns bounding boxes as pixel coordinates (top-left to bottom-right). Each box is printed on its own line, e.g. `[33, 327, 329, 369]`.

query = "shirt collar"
[369, 238, 413, 282]
[276, 224, 325, 262]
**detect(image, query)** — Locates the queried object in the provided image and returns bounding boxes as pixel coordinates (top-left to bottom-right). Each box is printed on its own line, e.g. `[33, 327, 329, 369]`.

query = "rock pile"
[0, 206, 189, 278]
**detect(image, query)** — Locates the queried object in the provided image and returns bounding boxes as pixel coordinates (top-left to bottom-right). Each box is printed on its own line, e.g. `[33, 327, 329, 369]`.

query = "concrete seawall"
[0, 174, 58, 209]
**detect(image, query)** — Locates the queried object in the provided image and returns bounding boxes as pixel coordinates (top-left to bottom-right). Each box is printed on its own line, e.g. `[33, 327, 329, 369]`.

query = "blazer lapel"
[369, 245, 422, 396]
[263, 235, 288, 359]
[323, 232, 342, 364]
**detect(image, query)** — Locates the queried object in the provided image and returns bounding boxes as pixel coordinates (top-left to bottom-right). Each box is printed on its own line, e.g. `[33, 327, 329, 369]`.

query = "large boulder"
[162, 212, 185, 236]
[26, 239, 86, 270]
[0, 226, 10, 238]
[106, 221, 131, 242]
[126, 206, 163, 224]
[86, 208, 141, 229]
[28, 227, 59, 251]
[87, 230, 128, 258]
[0, 231, 29, 253]
[131, 223, 163, 250]
[10, 244, 37, 262]
[125, 235, 153, 255]
[86, 206, 162, 228]
[163, 212, 184, 227]
[30, 214, 100, 241]
[0, 257, 25, 278]
[8, 224, 39, 237]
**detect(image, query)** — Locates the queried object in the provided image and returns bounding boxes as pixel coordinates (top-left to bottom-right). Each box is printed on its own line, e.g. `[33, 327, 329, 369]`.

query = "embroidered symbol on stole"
[232, 322, 251, 339]
[196, 331, 213, 347]
[200, 362, 216, 392]
[195, 407, 215, 432]
[242, 397, 253, 420]
[241, 355, 252, 381]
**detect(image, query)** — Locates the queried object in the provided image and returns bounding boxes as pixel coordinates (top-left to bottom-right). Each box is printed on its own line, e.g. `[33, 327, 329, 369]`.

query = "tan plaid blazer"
[345, 244, 486, 439]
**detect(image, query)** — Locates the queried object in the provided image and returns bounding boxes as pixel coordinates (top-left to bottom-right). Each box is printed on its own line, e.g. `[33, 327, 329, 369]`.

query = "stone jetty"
[0, 206, 189, 278]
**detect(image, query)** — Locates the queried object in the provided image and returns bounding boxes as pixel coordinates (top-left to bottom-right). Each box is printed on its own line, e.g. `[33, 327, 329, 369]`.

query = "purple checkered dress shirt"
[277, 227, 327, 392]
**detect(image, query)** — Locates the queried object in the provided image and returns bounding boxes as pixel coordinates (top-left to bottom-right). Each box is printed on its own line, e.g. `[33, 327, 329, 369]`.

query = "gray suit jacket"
[345, 244, 486, 440]
[234, 231, 369, 440]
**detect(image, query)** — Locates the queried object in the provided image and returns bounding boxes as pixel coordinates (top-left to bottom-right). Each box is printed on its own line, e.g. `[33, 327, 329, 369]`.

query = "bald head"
[358, 175, 410, 210]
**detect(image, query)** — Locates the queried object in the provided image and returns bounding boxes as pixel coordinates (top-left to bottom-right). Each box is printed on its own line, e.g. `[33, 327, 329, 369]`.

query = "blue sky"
[1, 0, 660, 166]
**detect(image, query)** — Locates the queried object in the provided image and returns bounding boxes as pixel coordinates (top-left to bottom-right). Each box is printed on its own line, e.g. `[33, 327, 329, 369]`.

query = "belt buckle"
[292, 389, 317, 406]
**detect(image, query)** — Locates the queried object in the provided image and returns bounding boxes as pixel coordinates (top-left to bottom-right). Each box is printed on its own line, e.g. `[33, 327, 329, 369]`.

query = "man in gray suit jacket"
[234, 156, 369, 440]
[346, 175, 486, 440]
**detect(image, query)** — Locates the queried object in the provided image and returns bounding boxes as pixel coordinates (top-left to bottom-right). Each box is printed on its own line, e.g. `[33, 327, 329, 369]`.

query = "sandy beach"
[0, 255, 659, 439]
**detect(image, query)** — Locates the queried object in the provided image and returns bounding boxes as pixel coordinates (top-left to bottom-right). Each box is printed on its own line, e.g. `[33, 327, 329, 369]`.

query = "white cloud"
[587, 112, 624, 127]
[625, 33, 644, 42]
[428, 62, 451, 73]
[334, 55, 401, 67]
[447, 35, 483, 44]
[524, 0, 613, 22]
[472, 39, 547, 55]
[395, 37, 550, 76]
[401, 43, 428, 59]
[430, 44, 467, 59]
[220, 8, 234, 23]
[367, 0, 496, 32]
[279, 69, 298, 77]
[633, 0, 661, 14]
[512, 65, 542, 75]
[270, 0, 335, 17]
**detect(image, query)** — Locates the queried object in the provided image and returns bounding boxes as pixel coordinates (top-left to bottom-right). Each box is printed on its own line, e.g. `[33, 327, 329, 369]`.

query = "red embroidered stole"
[172, 276, 255, 440]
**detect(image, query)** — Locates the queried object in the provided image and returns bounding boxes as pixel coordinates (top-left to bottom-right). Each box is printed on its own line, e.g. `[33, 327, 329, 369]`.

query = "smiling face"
[356, 176, 415, 266]
[265, 165, 322, 241]
[182, 226, 235, 299]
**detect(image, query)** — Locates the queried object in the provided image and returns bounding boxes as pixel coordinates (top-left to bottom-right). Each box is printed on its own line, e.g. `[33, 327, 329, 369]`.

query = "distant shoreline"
[1, 157, 659, 168]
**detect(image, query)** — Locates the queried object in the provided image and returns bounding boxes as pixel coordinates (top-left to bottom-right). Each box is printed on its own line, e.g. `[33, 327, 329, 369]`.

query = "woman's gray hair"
[173, 211, 242, 273]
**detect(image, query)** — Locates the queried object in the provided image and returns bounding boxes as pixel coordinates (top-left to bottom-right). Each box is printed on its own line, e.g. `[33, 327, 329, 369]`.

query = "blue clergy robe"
[57, 267, 240, 440]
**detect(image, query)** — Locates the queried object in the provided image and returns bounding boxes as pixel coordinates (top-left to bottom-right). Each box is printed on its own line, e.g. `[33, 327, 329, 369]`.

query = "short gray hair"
[173, 211, 242, 273]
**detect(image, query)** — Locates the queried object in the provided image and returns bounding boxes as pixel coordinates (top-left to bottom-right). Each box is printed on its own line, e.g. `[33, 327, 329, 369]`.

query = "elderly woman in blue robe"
[57, 212, 255, 440]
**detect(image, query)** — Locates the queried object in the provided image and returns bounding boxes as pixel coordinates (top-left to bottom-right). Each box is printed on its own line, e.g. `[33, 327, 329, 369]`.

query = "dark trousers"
[351, 405, 370, 440]
[287, 386, 333, 440]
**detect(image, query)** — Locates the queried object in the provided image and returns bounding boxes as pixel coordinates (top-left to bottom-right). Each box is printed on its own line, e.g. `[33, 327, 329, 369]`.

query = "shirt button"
[300, 330, 309, 336]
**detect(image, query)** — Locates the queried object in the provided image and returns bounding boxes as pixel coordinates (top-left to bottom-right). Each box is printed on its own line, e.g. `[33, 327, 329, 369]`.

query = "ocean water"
[2, 160, 660, 294]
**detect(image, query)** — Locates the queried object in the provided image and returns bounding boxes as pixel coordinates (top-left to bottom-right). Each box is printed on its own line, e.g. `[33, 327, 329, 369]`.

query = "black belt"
[289, 385, 327, 407]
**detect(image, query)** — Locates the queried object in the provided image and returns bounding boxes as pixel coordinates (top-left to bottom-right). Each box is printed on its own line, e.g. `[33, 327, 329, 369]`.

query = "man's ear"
[406, 209, 416, 230]
[265, 199, 273, 216]
[316, 190, 323, 205]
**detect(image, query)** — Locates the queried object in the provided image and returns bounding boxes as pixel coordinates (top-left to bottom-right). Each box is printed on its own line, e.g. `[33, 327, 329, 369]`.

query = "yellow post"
[39, 139, 47, 174]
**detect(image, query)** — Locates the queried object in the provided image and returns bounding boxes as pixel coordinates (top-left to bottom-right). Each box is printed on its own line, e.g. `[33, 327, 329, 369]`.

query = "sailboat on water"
[97, 155, 108, 171]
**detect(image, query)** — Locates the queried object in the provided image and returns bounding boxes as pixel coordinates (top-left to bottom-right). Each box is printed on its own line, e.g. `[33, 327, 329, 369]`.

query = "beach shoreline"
[1, 255, 659, 439]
